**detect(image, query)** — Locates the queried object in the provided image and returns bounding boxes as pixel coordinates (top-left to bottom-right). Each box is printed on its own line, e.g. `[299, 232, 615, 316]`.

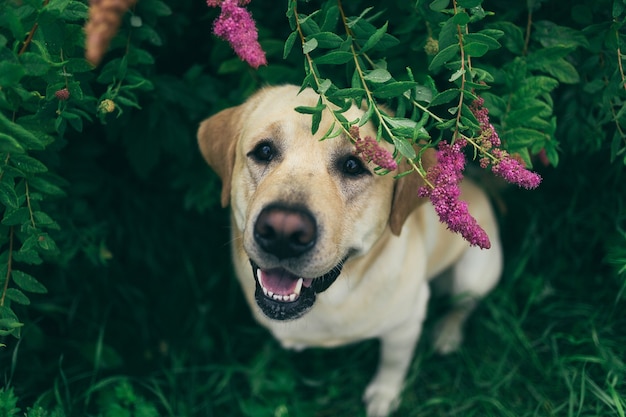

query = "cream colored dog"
[197, 85, 502, 417]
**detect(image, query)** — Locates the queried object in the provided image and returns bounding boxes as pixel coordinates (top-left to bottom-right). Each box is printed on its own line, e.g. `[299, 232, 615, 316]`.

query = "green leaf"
[298, 12, 321, 35]
[60, 0, 89, 20]
[429, 88, 461, 107]
[320, 122, 341, 140]
[428, 44, 460, 72]
[0, 182, 19, 209]
[0, 113, 45, 151]
[33, 211, 59, 229]
[391, 136, 416, 159]
[5, 288, 30, 305]
[294, 104, 326, 115]
[303, 38, 318, 54]
[0, 61, 25, 87]
[453, 12, 470, 26]
[19, 52, 51, 76]
[309, 32, 344, 49]
[37, 232, 58, 252]
[430, 0, 450, 11]
[314, 51, 354, 65]
[503, 127, 547, 148]
[286, 0, 296, 30]
[538, 58, 580, 84]
[387, 117, 422, 139]
[13, 249, 42, 265]
[327, 88, 366, 100]
[0, 133, 25, 153]
[413, 85, 434, 103]
[0, 306, 23, 333]
[517, 76, 560, 96]
[361, 22, 388, 53]
[2, 208, 30, 226]
[464, 42, 490, 58]
[11, 270, 47, 294]
[363, 69, 392, 83]
[372, 82, 418, 99]
[283, 32, 297, 59]
[463, 33, 501, 50]
[457, 0, 482, 7]
[10, 154, 48, 174]
[533, 21, 589, 49]
[26, 176, 66, 196]
[43, 0, 71, 16]
[487, 22, 524, 55]
[505, 105, 548, 127]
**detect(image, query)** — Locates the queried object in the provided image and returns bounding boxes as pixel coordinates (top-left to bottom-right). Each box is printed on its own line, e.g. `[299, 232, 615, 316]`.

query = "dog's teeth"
[288, 293, 296, 302]
[294, 278, 303, 296]
[256, 268, 262, 283]
[268, 290, 274, 297]
[262, 286, 268, 296]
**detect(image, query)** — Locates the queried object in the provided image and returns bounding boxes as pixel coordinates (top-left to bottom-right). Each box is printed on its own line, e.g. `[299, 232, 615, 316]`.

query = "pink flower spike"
[354, 136, 397, 171]
[491, 156, 542, 189]
[470, 96, 542, 190]
[418, 140, 491, 249]
[212, 0, 267, 69]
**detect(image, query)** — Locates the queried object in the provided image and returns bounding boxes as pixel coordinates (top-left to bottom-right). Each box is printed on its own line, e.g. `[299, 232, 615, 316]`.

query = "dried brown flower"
[84, 0, 137, 66]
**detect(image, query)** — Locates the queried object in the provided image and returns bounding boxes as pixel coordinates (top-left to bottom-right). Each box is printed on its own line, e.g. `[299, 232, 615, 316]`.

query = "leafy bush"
[0, 0, 624, 415]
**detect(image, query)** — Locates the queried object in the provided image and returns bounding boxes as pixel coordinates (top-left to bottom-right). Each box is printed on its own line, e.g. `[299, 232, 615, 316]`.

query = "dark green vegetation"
[0, 0, 625, 415]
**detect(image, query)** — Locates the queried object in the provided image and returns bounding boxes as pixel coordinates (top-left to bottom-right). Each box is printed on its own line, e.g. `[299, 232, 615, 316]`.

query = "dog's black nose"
[254, 205, 317, 259]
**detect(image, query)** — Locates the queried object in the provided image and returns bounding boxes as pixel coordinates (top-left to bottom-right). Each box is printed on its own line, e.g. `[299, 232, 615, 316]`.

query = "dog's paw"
[432, 314, 464, 355]
[363, 382, 401, 417]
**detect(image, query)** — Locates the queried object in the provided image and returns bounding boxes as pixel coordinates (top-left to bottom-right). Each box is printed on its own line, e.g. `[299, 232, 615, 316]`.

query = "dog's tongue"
[259, 268, 313, 295]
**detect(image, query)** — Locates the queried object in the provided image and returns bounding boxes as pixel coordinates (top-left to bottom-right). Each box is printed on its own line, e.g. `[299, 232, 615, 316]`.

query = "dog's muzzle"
[250, 259, 344, 321]
[249, 203, 344, 320]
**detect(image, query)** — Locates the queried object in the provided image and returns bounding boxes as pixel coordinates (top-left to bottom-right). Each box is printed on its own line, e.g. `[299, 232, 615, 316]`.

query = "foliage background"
[0, 0, 625, 416]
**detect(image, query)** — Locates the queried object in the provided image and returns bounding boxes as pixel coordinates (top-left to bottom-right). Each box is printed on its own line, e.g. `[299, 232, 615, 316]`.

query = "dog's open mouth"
[250, 259, 344, 321]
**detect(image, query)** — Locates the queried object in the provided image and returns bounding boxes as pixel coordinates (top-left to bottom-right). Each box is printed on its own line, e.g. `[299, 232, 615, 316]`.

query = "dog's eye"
[250, 141, 275, 162]
[342, 156, 367, 176]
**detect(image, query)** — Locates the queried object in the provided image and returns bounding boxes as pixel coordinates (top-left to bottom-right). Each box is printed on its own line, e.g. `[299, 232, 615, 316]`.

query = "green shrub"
[0, 0, 624, 415]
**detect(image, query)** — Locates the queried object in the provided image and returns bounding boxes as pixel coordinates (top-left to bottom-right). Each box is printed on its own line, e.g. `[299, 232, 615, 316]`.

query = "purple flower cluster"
[418, 140, 491, 249]
[491, 151, 542, 189]
[350, 126, 398, 171]
[207, 0, 267, 69]
[470, 97, 542, 190]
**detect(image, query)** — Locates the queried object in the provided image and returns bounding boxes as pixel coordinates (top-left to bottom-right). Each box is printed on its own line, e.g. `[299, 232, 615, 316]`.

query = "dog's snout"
[254, 205, 317, 259]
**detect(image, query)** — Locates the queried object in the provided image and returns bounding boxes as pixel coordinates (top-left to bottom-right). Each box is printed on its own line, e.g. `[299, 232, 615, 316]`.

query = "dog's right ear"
[197, 106, 242, 208]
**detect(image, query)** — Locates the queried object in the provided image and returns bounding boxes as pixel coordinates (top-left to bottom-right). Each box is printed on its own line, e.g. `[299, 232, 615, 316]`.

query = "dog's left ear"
[197, 105, 243, 208]
[389, 147, 438, 236]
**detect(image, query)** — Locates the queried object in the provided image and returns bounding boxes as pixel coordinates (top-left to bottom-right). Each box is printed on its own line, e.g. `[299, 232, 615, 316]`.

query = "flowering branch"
[468, 97, 542, 189]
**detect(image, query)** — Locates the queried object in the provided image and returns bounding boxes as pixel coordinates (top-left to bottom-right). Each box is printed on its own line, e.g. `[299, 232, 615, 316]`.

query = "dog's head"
[198, 85, 434, 321]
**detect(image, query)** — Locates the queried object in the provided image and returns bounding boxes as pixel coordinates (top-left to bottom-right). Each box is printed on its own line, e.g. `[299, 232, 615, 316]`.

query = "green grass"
[2, 148, 624, 417]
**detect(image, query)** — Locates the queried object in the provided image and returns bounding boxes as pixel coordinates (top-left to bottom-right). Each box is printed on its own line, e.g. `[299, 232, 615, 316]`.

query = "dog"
[197, 85, 503, 417]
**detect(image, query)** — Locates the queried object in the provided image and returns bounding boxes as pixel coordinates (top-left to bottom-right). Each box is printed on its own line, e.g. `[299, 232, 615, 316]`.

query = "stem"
[336, 1, 401, 144]
[523, 7, 532, 56]
[0, 227, 14, 307]
[616, 25, 626, 91]
[25, 181, 37, 229]
[452, 0, 468, 143]
[18, 0, 51, 55]
[412, 99, 444, 123]
[293, 1, 352, 139]
[463, 135, 496, 161]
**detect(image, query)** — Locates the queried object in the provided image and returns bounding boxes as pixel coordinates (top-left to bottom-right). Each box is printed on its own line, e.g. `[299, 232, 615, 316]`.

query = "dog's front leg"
[363, 282, 430, 417]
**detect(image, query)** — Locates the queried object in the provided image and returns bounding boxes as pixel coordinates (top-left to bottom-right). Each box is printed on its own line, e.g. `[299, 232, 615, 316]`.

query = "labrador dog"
[197, 85, 502, 417]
